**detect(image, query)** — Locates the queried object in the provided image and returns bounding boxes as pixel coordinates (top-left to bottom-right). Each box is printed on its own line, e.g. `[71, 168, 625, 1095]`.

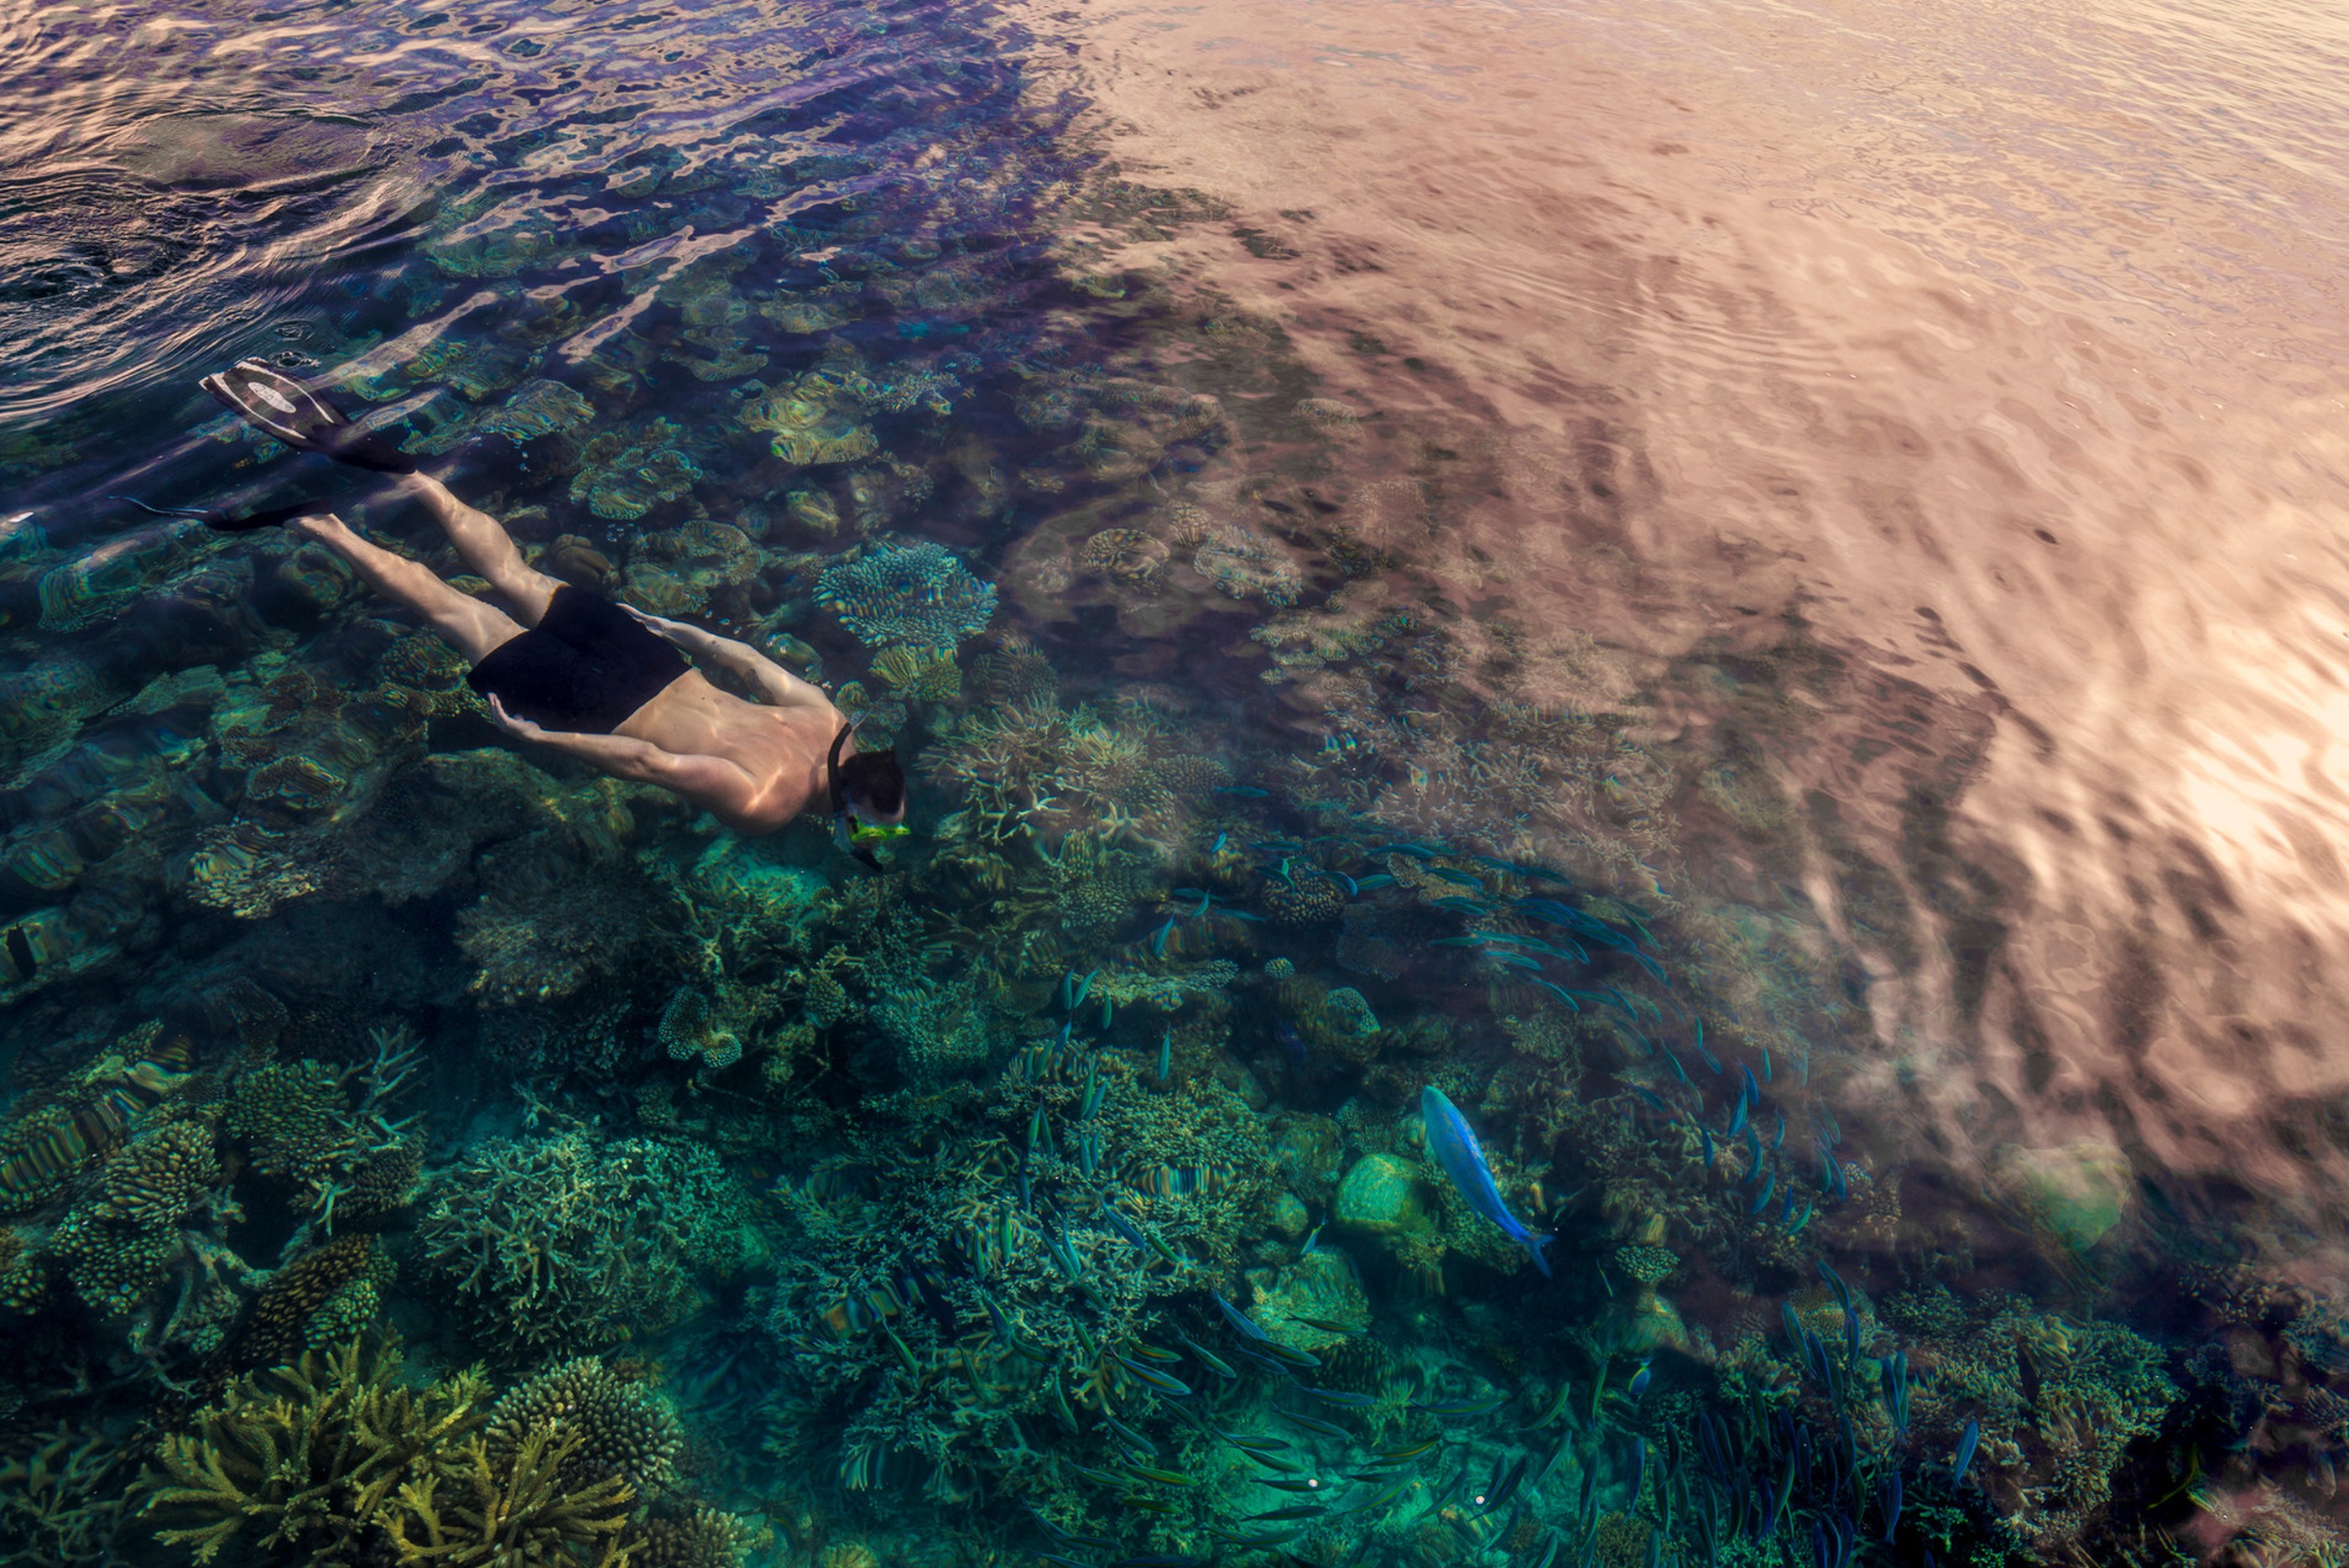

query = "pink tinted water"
[1026, 0, 2349, 1263]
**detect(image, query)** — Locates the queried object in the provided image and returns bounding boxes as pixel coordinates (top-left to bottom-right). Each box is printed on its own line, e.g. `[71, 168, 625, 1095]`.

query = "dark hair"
[837, 748, 905, 814]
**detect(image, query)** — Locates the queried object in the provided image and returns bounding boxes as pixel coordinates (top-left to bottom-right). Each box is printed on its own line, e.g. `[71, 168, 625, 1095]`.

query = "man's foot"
[199, 361, 419, 475]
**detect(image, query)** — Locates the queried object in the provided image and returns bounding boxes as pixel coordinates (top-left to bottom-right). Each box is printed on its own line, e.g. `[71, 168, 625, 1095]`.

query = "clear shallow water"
[2, 0, 2346, 1564]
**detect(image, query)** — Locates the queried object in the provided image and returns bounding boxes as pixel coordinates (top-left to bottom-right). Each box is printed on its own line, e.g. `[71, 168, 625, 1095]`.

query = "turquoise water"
[3, 0, 2347, 1565]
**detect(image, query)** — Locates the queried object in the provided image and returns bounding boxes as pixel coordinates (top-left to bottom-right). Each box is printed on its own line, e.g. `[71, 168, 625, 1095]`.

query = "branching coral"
[46, 1112, 222, 1315]
[487, 1357, 683, 1492]
[414, 1132, 756, 1362]
[753, 1043, 1273, 1498]
[0, 1422, 143, 1566]
[382, 1425, 637, 1568]
[140, 1338, 492, 1566]
[141, 1336, 659, 1568]
[223, 1026, 423, 1252]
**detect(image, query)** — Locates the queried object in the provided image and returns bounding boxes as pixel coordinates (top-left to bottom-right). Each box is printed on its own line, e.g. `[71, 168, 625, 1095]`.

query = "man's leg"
[388, 474, 565, 625]
[290, 513, 526, 664]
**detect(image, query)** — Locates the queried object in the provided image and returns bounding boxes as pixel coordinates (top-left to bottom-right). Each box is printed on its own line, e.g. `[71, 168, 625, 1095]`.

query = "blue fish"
[1951, 1420, 1980, 1487]
[1216, 785, 1270, 798]
[1487, 951, 1544, 972]
[1532, 979, 1587, 1012]
[1627, 1360, 1652, 1400]
[1353, 873, 1397, 890]
[1420, 1087, 1552, 1275]
[1726, 1092, 1748, 1138]
[1151, 919, 1174, 957]
[1158, 1032, 1171, 1081]
[1747, 1172, 1775, 1216]
[1741, 1062, 1761, 1107]
[1102, 1206, 1147, 1249]
[1700, 1128, 1715, 1169]
[1881, 1470, 1901, 1543]
[1212, 1289, 1271, 1341]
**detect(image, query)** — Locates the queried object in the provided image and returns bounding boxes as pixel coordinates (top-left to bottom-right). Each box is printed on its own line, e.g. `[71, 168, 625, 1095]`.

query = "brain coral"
[815, 540, 997, 650]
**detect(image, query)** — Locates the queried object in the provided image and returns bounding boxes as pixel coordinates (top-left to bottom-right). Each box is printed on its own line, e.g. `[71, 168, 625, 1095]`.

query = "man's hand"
[486, 692, 549, 741]
[618, 604, 697, 643]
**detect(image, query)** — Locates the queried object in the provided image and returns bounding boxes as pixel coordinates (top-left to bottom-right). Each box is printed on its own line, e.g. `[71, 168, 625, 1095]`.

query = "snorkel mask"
[828, 719, 907, 869]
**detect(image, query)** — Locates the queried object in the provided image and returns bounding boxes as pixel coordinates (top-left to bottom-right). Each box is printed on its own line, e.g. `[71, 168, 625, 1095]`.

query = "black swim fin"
[112, 494, 320, 533]
[199, 360, 418, 475]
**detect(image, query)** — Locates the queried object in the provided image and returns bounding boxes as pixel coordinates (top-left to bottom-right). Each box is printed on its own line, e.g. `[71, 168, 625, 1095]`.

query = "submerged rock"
[1335, 1152, 1435, 1238]
[1993, 1142, 2134, 1251]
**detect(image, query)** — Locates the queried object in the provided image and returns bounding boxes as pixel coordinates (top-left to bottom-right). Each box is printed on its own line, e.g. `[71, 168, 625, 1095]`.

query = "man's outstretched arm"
[487, 696, 768, 821]
[617, 607, 830, 709]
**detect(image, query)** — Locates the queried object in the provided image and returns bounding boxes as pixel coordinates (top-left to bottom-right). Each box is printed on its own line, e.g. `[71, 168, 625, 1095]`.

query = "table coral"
[816, 539, 997, 651]
[479, 378, 596, 445]
[568, 419, 703, 521]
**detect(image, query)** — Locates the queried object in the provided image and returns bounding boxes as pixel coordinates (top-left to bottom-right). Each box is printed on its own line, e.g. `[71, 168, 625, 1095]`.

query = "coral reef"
[816, 540, 997, 650]
[487, 1357, 684, 1492]
[140, 1339, 492, 1565]
[414, 1132, 756, 1362]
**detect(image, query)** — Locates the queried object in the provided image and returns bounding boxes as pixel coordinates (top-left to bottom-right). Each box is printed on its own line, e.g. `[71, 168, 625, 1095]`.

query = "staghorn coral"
[414, 1132, 756, 1362]
[487, 1357, 683, 1492]
[1185, 518, 1303, 607]
[1883, 1285, 2180, 1548]
[816, 539, 997, 651]
[383, 1425, 637, 1568]
[457, 826, 679, 1006]
[140, 1338, 492, 1566]
[755, 1039, 1273, 1496]
[140, 1334, 654, 1568]
[870, 644, 962, 702]
[0, 1421, 143, 1566]
[223, 1026, 423, 1247]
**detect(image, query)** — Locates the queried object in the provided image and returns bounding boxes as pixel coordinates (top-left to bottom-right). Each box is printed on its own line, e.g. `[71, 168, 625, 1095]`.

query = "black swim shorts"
[466, 586, 690, 734]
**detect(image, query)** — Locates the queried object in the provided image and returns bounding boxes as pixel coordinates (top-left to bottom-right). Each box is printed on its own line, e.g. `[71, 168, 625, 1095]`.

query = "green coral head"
[816, 539, 997, 651]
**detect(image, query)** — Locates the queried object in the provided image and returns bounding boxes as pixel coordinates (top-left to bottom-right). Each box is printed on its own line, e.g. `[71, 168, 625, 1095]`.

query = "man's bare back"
[492, 612, 847, 835]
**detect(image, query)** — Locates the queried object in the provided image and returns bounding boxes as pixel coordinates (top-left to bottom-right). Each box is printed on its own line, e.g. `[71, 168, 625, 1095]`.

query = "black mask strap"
[828, 719, 883, 871]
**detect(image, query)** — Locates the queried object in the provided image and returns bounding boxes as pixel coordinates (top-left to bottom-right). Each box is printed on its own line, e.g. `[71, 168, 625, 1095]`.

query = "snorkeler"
[196, 359, 908, 852]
